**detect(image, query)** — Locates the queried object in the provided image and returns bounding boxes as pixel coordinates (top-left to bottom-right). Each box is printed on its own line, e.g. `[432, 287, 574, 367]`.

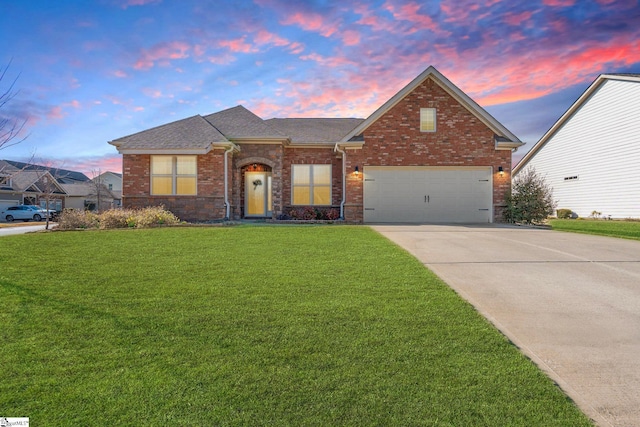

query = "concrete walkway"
[0, 224, 48, 236]
[373, 224, 640, 427]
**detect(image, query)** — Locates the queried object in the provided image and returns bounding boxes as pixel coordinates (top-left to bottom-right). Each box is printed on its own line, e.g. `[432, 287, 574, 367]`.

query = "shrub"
[285, 207, 340, 221]
[98, 209, 130, 229]
[503, 167, 556, 225]
[57, 209, 99, 229]
[57, 206, 180, 230]
[556, 208, 573, 219]
[133, 206, 180, 228]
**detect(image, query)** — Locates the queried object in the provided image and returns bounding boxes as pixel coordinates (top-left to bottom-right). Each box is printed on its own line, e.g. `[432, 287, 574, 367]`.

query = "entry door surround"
[245, 171, 272, 217]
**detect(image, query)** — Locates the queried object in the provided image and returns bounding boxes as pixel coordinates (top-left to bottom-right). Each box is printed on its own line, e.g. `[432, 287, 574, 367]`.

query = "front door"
[245, 172, 272, 217]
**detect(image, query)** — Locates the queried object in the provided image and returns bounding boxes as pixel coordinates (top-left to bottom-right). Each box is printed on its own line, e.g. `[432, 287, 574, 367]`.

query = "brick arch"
[236, 157, 276, 169]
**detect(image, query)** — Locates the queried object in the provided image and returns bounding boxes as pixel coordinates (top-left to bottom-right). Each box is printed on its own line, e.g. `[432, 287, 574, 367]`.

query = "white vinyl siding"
[518, 79, 640, 218]
[363, 166, 492, 223]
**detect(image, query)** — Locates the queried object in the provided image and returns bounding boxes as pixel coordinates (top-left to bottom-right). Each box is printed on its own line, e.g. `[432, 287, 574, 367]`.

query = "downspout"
[223, 145, 234, 220]
[334, 143, 347, 220]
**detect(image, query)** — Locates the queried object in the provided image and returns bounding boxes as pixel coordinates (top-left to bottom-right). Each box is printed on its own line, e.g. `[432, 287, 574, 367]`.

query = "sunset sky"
[1, 0, 639, 175]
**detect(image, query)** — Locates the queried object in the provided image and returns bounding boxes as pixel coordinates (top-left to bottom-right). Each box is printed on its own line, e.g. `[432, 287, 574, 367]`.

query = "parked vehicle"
[1, 205, 50, 222]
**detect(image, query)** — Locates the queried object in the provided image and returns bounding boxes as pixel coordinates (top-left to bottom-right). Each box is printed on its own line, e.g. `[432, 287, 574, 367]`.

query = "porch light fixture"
[498, 166, 504, 176]
[354, 166, 359, 176]
[253, 163, 258, 170]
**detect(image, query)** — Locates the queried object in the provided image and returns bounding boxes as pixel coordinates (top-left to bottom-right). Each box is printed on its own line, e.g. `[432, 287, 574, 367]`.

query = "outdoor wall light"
[498, 166, 504, 176]
[354, 165, 359, 176]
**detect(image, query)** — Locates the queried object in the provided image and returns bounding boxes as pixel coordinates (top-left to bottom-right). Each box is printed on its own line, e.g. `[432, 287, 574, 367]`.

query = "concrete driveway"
[373, 224, 640, 427]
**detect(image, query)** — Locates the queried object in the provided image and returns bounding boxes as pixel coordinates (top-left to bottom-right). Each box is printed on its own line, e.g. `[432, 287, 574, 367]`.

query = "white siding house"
[513, 74, 640, 219]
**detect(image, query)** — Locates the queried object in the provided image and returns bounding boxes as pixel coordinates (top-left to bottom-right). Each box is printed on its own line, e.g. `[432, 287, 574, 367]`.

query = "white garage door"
[364, 166, 493, 223]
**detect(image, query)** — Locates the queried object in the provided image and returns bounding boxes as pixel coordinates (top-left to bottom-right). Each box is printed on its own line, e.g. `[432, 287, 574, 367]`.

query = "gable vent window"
[420, 108, 436, 132]
[564, 175, 579, 181]
[151, 155, 197, 195]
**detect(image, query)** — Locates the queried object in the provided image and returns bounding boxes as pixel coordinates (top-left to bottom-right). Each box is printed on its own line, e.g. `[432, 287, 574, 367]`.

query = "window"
[108, 183, 113, 190]
[292, 164, 331, 205]
[0, 174, 10, 186]
[420, 108, 436, 132]
[151, 156, 197, 195]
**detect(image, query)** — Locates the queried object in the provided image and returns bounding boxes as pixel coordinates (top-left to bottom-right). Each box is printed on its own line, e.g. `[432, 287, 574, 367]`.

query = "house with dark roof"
[109, 66, 523, 223]
[513, 73, 640, 219]
[0, 160, 67, 212]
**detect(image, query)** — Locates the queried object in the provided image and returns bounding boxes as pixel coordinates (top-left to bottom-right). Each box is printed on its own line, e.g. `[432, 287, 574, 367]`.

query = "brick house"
[109, 66, 523, 223]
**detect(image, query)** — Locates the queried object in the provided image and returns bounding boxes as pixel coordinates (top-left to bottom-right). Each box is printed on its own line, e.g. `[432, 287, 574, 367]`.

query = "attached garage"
[363, 166, 493, 223]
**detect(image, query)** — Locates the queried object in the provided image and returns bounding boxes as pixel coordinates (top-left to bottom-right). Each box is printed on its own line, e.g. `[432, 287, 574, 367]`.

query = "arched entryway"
[242, 163, 272, 218]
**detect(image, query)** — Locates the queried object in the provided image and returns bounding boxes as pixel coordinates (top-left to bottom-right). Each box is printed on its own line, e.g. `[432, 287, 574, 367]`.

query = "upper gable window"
[0, 174, 10, 186]
[420, 108, 436, 132]
[151, 155, 197, 195]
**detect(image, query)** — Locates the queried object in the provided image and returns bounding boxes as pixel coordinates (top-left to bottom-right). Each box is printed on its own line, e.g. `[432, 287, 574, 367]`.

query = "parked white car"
[1, 205, 50, 222]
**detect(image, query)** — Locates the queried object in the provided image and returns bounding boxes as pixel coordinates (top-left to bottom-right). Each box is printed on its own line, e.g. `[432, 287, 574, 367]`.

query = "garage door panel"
[364, 166, 492, 223]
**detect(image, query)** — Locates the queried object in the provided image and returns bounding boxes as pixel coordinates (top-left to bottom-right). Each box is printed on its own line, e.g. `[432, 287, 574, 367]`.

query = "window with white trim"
[151, 155, 197, 195]
[292, 164, 331, 205]
[420, 108, 436, 132]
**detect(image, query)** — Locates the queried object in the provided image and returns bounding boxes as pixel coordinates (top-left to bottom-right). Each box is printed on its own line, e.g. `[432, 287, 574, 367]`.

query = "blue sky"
[1, 0, 639, 175]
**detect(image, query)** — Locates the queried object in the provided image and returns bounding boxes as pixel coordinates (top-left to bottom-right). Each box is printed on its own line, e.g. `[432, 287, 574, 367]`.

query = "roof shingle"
[204, 106, 286, 140]
[109, 115, 229, 151]
[265, 118, 364, 143]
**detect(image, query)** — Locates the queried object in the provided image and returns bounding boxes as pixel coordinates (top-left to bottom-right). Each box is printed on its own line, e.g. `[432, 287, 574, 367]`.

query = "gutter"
[223, 144, 236, 220]
[334, 143, 347, 220]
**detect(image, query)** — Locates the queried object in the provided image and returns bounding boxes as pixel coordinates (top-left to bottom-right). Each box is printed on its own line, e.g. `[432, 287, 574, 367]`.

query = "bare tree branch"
[0, 58, 29, 150]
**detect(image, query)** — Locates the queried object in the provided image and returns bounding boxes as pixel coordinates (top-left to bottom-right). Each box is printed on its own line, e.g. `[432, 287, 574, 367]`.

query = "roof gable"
[204, 105, 287, 141]
[513, 73, 640, 174]
[109, 115, 230, 154]
[341, 65, 521, 145]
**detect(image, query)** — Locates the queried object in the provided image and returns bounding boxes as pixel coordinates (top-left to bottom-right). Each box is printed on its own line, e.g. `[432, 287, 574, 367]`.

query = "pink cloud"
[112, 70, 128, 78]
[118, 0, 161, 9]
[280, 11, 340, 37]
[47, 106, 65, 120]
[299, 53, 357, 68]
[542, 0, 575, 6]
[255, 30, 290, 47]
[503, 11, 533, 26]
[64, 154, 123, 176]
[383, 1, 440, 33]
[342, 30, 361, 46]
[133, 41, 190, 70]
[218, 36, 257, 53]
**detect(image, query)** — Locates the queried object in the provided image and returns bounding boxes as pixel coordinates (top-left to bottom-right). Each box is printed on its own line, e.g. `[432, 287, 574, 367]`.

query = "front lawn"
[1, 226, 591, 426]
[550, 219, 640, 240]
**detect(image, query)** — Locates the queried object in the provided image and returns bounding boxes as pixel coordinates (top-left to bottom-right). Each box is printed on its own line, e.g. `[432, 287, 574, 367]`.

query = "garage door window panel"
[151, 155, 197, 195]
[292, 165, 331, 205]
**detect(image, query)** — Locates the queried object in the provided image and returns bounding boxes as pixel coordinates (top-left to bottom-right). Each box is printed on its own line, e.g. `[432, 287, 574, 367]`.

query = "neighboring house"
[92, 171, 122, 207]
[513, 74, 640, 219]
[0, 160, 67, 212]
[109, 66, 523, 223]
[0, 160, 113, 213]
[61, 182, 117, 211]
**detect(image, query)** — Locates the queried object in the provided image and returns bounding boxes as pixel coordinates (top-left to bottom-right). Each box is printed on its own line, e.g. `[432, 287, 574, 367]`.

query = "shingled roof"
[265, 118, 364, 143]
[109, 115, 229, 153]
[110, 105, 365, 153]
[204, 106, 287, 140]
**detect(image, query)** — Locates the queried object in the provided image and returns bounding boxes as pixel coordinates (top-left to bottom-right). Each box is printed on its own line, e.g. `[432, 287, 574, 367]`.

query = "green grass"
[1, 226, 592, 426]
[550, 219, 640, 240]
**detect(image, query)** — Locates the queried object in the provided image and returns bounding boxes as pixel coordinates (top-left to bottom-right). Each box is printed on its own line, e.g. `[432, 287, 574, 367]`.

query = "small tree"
[1, 59, 28, 150]
[503, 167, 556, 224]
